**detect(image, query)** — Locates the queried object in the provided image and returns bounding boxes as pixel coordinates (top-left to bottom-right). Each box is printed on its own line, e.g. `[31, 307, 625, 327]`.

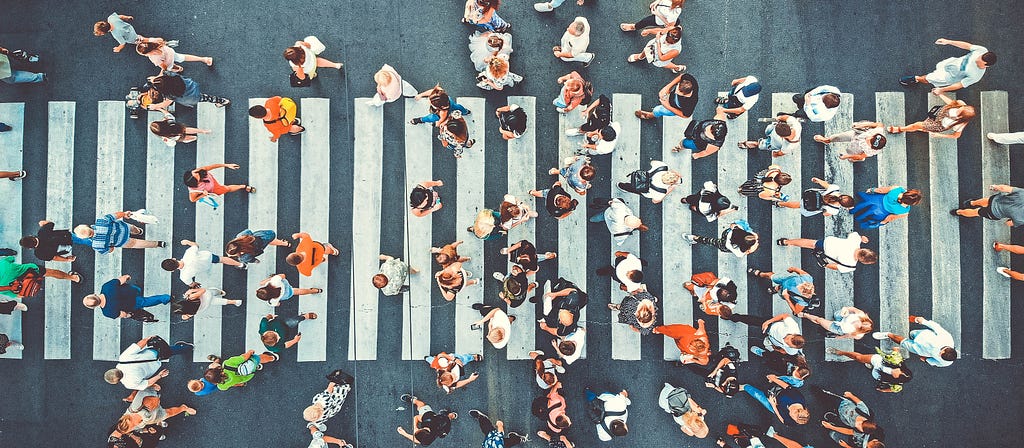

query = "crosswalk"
[0, 90, 1015, 362]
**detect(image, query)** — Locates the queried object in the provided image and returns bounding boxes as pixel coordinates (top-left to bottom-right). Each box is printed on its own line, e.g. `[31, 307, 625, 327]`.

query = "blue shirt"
[91, 214, 131, 254]
[482, 430, 504, 448]
[560, 156, 589, 193]
[193, 378, 218, 396]
[882, 186, 911, 215]
[772, 273, 813, 298]
[99, 278, 141, 319]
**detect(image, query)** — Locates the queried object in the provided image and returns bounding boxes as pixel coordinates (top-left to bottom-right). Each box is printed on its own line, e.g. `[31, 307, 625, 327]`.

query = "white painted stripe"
[822, 93, 855, 360]
[980, 91, 1010, 359]
[610, 93, 642, 360]
[348, 98, 383, 360]
[716, 91, 749, 359]
[193, 104, 226, 361]
[402, 98, 433, 361]
[246, 98, 280, 354]
[454, 96, 486, 357]
[93, 101, 125, 361]
[661, 115, 691, 361]
[141, 111, 172, 343]
[875, 92, 910, 353]
[297, 98, 330, 362]
[505, 96, 537, 360]
[0, 102, 24, 359]
[557, 107, 587, 359]
[927, 93, 962, 352]
[770, 94, 803, 320]
[43, 102, 72, 359]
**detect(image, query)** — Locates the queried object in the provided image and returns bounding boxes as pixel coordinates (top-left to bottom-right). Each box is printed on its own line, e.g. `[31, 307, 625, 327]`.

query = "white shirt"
[585, 122, 621, 155]
[267, 275, 289, 306]
[905, 319, 955, 367]
[560, 17, 591, 56]
[179, 246, 214, 285]
[501, 194, 530, 230]
[614, 253, 645, 293]
[765, 316, 803, 356]
[595, 392, 631, 441]
[650, 0, 682, 25]
[803, 85, 841, 122]
[731, 76, 761, 110]
[375, 64, 404, 102]
[604, 199, 637, 246]
[816, 184, 844, 216]
[559, 327, 586, 365]
[116, 344, 161, 390]
[927, 45, 988, 88]
[643, 160, 674, 202]
[823, 232, 862, 273]
[488, 309, 511, 349]
[844, 126, 885, 157]
[766, 115, 801, 153]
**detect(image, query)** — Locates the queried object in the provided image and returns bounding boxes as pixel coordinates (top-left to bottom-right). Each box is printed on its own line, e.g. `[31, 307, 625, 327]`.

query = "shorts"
[417, 404, 433, 416]
[977, 196, 999, 220]
[210, 254, 221, 263]
[172, 52, 185, 63]
[814, 239, 824, 251]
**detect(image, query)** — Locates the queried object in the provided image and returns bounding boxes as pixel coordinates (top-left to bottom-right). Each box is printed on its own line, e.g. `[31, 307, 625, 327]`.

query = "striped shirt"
[92, 214, 131, 254]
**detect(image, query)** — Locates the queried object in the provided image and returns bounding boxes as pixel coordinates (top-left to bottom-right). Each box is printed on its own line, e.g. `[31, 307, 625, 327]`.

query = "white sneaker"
[8, 342, 24, 351]
[997, 267, 1012, 278]
[564, 128, 580, 137]
[492, 272, 506, 282]
[165, 40, 179, 48]
[683, 234, 697, 245]
[871, 332, 890, 340]
[534, 2, 554, 11]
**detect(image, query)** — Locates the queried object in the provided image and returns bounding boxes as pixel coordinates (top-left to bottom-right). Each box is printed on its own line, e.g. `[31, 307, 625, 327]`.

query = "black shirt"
[35, 222, 74, 261]
[419, 410, 452, 444]
[667, 73, 699, 117]
[498, 105, 528, 136]
[502, 271, 530, 308]
[509, 240, 538, 272]
[545, 184, 578, 218]
[684, 119, 727, 151]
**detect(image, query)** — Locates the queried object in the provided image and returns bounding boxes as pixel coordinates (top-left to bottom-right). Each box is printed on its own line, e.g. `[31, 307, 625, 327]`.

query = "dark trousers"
[726, 313, 768, 326]
[474, 412, 524, 446]
[692, 233, 729, 253]
[634, 14, 661, 29]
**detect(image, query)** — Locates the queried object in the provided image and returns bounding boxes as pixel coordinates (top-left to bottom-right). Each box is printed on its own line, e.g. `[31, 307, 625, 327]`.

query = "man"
[530, 180, 579, 219]
[741, 375, 809, 426]
[900, 38, 995, 92]
[789, 85, 842, 122]
[20, 220, 91, 262]
[589, 198, 646, 246]
[373, 253, 417, 297]
[104, 335, 193, 390]
[636, 72, 699, 120]
[74, 210, 165, 254]
[565, 94, 610, 137]
[578, 122, 621, 155]
[778, 233, 877, 274]
[951, 184, 1024, 228]
[83, 274, 171, 320]
[820, 390, 885, 448]
[0, 46, 45, 84]
[493, 264, 536, 308]
[873, 315, 957, 367]
[539, 279, 587, 337]
[729, 313, 805, 356]
[686, 271, 738, 318]
[468, 410, 528, 447]
[679, 106, 729, 159]
[162, 239, 245, 287]
[288, 232, 341, 276]
[205, 349, 279, 391]
[0, 253, 80, 299]
[739, 114, 801, 157]
[553, 17, 594, 65]
[260, 312, 317, 353]
[749, 266, 817, 313]
[586, 388, 630, 441]
[715, 75, 761, 119]
[249, 96, 305, 142]
[595, 251, 645, 293]
[397, 394, 456, 446]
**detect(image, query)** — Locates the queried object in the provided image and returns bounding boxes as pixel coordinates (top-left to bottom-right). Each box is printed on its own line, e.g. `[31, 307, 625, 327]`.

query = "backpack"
[664, 387, 692, 417]
[0, 269, 43, 298]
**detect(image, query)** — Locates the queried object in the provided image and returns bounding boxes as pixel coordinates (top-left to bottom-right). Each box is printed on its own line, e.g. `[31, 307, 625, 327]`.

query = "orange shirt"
[657, 324, 709, 362]
[262, 96, 297, 140]
[294, 236, 326, 277]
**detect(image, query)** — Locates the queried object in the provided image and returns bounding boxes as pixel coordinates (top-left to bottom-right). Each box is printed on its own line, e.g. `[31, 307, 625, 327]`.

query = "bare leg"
[886, 333, 906, 344]
[224, 184, 250, 193]
[955, 208, 980, 217]
[325, 243, 341, 256]
[832, 349, 873, 364]
[164, 405, 197, 419]
[776, 201, 800, 209]
[900, 122, 927, 134]
[781, 238, 817, 249]
[219, 257, 243, 267]
[180, 54, 213, 66]
[122, 239, 162, 249]
[44, 269, 80, 283]
[1002, 269, 1024, 282]
[269, 238, 290, 247]
[799, 312, 832, 332]
[293, 287, 323, 296]
[315, 57, 342, 69]
[0, 170, 23, 179]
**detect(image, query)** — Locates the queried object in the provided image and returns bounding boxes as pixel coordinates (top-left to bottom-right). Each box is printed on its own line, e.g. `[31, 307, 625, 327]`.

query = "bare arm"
[935, 37, 974, 50]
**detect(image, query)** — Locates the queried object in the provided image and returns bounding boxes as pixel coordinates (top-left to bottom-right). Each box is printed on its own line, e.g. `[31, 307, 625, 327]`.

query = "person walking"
[501, 239, 555, 277]
[619, 0, 684, 31]
[535, 0, 585, 12]
[775, 177, 854, 218]
[116, 386, 196, 435]
[431, 240, 470, 269]
[373, 254, 416, 297]
[728, 313, 805, 356]
[851, 185, 922, 229]
[552, 71, 590, 114]
[740, 375, 810, 426]
[616, 160, 683, 204]
[84, 275, 171, 321]
[738, 114, 801, 157]
[288, 231, 340, 276]
[162, 239, 245, 288]
[577, 121, 621, 156]
[260, 312, 317, 353]
[715, 75, 762, 118]
[435, 261, 478, 302]
[467, 409, 528, 447]
[827, 347, 913, 393]
[539, 278, 588, 339]
[183, 163, 254, 205]
[951, 184, 1024, 227]
[530, 350, 566, 390]
[595, 250, 646, 293]
[777, 233, 877, 273]
[626, 26, 685, 73]
[470, 303, 514, 350]
[204, 350, 279, 390]
[609, 290, 658, 335]
[75, 211, 165, 253]
[534, 383, 572, 441]
[397, 394, 455, 446]
[475, 53, 523, 91]
[636, 73, 699, 120]
[172, 287, 242, 321]
[463, 0, 512, 33]
[654, 320, 710, 365]
[249, 96, 305, 142]
[149, 111, 211, 147]
[684, 181, 738, 222]
[994, 241, 1024, 281]
[549, 155, 595, 195]
[530, 181, 579, 219]
[565, 94, 610, 137]
[799, 307, 873, 340]
[0, 252, 79, 299]
[94, 12, 167, 53]
[284, 36, 343, 83]
[0, 46, 45, 84]
[369, 64, 418, 107]
[498, 194, 539, 231]
[409, 84, 472, 125]
[589, 198, 647, 246]
[900, 38, 995, 92]
[305, 370, 355, 448]
[684, 220, 760, 258]
[701, 345, 741, 398]
[789, 85, 842, 122]
[104, 336, 193, 390]
[873, 315, 957, 367]
[685, 272, 738, 318]
[738, 164, 793, 203]
[819, 389, 886, 448]
[146, 70, 230, 109]
[438, 113, 475, 158]
[553, 18, 594, 65]
[888, 91, 974, 139]
[469, 31, 513, 72]
[410, 180, 444, 217]
[496, 104, 528, 140]
[224, 229, 290, 264]
[256, 273, 323, 307]
[814, 121, 887, 162]
[657, 383, 709, 438]
[136, 40, 212, 72]
[748, 267, 817, 314]
[675, 106, 728, 159]
[585, 388, 631, 441]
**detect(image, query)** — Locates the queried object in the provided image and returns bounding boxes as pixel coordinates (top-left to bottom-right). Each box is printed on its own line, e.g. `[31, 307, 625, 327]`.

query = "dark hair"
[225, 235, 257, 257]
[204, 367, 226, 384]
[858, 249, 878, 265]
[579, 164, 596, 181]
[940, 347, 958, 361]
[869, 134, 887, 150]
[721, 377, 739, 397]
[499, 202, 521, 224]
[504, 278, 522, 295]
[899, 189, 922, 206]
[136, 41, 160, 55]
[626, 270, 643, 283]
[372, 274, 388, 289]
[665, 26, 682, 44]
[256, 285, 281, 301]
[444, 118, 468, 141]
[150, 120, 185, 138]
[710, 122, 727, 141]
[790, 335, 806, 348]
[283, 46, 305, 64]
[825, 194, 856, 209]
[609, 420, 628, 436]
[430, 92, 451, 110]
[409, 187, 430, 209]
[718, 306, 733, 319]
[478, 0, 501, 10]
[414, 429, 437, 445]
[600, 126, 617, 142]
[774, 172, 793, 186]
[248, 105, 268, 118]
[558, 340, 576, 356]
[823, 93, 841, 109]
[554, 414, 571, 429]
[861, 420, 879, 434]
[160, 258, 179, 272]
[93, 21, 111, 35]
[18, 236, 38, 248]
[182, 169, 206, 188]
[286, 252, 304, 266]
[775, 123, 792, 138]
[172, 298, 200, 316]
[678, 78, 694, 95]
[981, 52, 997, 66]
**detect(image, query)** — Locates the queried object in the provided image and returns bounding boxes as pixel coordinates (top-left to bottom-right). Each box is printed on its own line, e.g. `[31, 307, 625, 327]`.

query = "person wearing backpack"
[585, 388, 630, 441]
[497, 103, 528, 140]
[539, 278, 588, 338]
[182, 163, 254, 207]
[397, 394, 456, 446]
[775, 177, 854, 218]
[683, 220, 760, 258]
[616, 160, 682, 204]
[747, 266, 817, 314]
[827, 347, 913, 393]
[683, 180, 739, 223]
[819, 390, 886, 448]
[535, 382, 572, 441]
[741, 374, 810, 426]
[685, 271, 738, 319]
[204, 349, 278, 390]
[777, 232, 877, 274]
[657, 383, 709, 438]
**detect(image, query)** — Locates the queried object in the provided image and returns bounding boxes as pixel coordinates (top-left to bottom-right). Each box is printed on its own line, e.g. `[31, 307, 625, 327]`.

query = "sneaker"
[714, 96, 729, 105]
[534, 1, 554, 11]
[7, 341, 24, 351]
[492, 272, 506, 282]
[157, 241, 167, 248]
[470, 323, 482, 331]
[765, 426, 777, 438]
[469, 409, 485, 419]
[265, 351, 280, 362]
[749, 346, 766, 357]
[908, 314, 919, 323]
[174, 340, 195, 348]
[822, 411, 840, 425]
[872, 332, 890, 340]
[508, 431, 529, 442]
[166, 40, 179, 48]
[899, 76, 918, 87]
[449, 411, 459, 419]
[400, 393, 416, 403]
[0, 123, 11, 132]
[207, 354, 221, 363]
[238, 262, 248, 270]
[682, 234, 697, 246]
[996, 267, 1012, 278]
[529, 350, 544, 357]
[564, 128, 581, 137]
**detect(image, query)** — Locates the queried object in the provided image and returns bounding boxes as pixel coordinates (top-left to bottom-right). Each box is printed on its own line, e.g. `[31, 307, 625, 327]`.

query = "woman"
[468, 209, 505, 240]
[675, 107, 728, 159]
[550, 155, 595, 195]
[887, 91, 974, 139]
[828, 347, 912, 393]
[255, 273, 323, 307]
[851, 185, 921, 229]
[655, 319, 709, 365]
[685, 272, 737, 319]
[172, 287, 241, 320]
[435, 261, 478, 302]
[136, 40, 211, 72]
[284, 36, 343, 82]
[437, 359, 481, 394]
[530, 350, 565, 390]
[800, 306, 872, 340]
[438, 112, 474, 158]
[470, 303, 514, 350]
[684, 220, 759, 258]
[431, 240, 470, 268]
[205, 350, 278, 390]
[477, 53, 523, 91]
[468, 31, 512, 72]
[953, 184, 1024, 227]
[553, 71, 589, 113]
[496, 103, 528, 140]
[182, 163, 254, 205]
[499, 194, 539, 231]
[738, 114, 801, 157]
[617, 160, 682, 204]
[149, 111, 210, 147]
[368, 64, 417, 107]
[409, 180, 444, 217]
[703, 345, 741, 398]
[463, 0, 511, 33]
[304, 375, 353, 447]
[145, 71, 229, 109]
[589, 198, 648, 246]
[684, 181, 737, 222]
[657, 383, 709, 439]
[814, 121, 887, 162]
[535, 383, 572, 440]
[117, 386, 196, 433]
[608, 290, 658, 335]
[225, 229, 290, 264]
[627, 26, 685, 73]
[107, 423, 163, 448]
[502, 239, 555, 276]
[531, 181, 578, 219]
[749, 267, 817, 314]
[738, 164, 792, 203]
[776, 177, 854, 217]
[620, 0, 684, 31]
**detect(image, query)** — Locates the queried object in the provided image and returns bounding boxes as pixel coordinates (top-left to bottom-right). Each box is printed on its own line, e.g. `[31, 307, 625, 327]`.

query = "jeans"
[680, 138, 698, 150]
[553, 96, 568, 109]
[588, 212, 606, 223]
[0, 70, 44, 84]
[549, 0, 565, 6]
[135, 294, 172, 308]
[652, 105, 677, 118]
[418, 99, 469, 123]
[426, 353, 477, 366]
[742, 384, 775, 414]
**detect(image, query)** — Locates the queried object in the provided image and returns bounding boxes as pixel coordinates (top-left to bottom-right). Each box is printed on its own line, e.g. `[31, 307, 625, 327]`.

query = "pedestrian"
[187, 357, 223, 397]
[374, 254, 416, 297]
[741, 375, 810, 426]
[84, 275, 171, 321]
[469, 208, 504, 240]
[814, 121, 887, 162]
[0, 169, 24, 180]
[409, 180, 444, 217]
[748, 267, 817, 314]
[827, 347, 912, 393]
[536, 432, 574, 448]
[429, 352, 482, 394]
[93, 13, 160, 53]
[467, 409, 528, 447]
[162, 239, 245, 287]
[553, 18, 594, 65]
[104, 336, 192, 390]
[498, 194, 539, 231]
[684, 220, 760, 258]
[183, 163, 254, 205]
[701, 345, 741, 398]
[75, 211, 165, 253]
[719, 424, 812, 448]
[469, 31, 513, 72]
[552, 326, 586, 365]
[675, 106, 728, 159]
[535, 383, 572, 440]
[775, 177, 854, 218]
[530, 181, 579, 219]
[987, 130, 1024, 145]
[595, 250, 646, 292]
[738, 114, 801, 157]
[463, 0, 512, 33]
[994, 241, 1024, 281]
[616, 160, 683, 204]
[204, 350, 279, 390]
[534, 0, 586, 12]
[738, 164, 793, 204]
[107, 422, 164, 448]
[224, 229, 290, 264]
[260, 312, 317, 353]
[476, 53, 523, 91]
[873, 315, 957, 367]
[146, 70, 230, 109]
[305, 370, 355, 448]
[727, 313, 805, 356]
[397, 394, 456, 446]
[149, 111, 211, 147]
[657, 383, 709, 438]
[951, 183, 1024, 227]
[654, 320, 710, 365]
[777, 232, 876, 273]
[577, 121, 621, 156]
[620, 0, 684, 31]
[685, 271, 737, 318]
[798, 307, 873, 340]
[172, 287, 241, 321]
[288, 231, 341, 276]
[565, 94, 609, 136]
[819, 390, 886, 448]
[539, 278, 588, 338]
[136, 40, 212, 72]
[431, 240, 470, 269]
[626, 26, 685, 73]
[715, 75, 762, 118]
[0, 46, 44, 84]
[470, 303, 514, 350]
[550, 156, 596, 196]
[409, 84, 472, 125]
[529, 350, 566, 389]
[501, 240, 555, 277]
[851, 185, 921, 229]
[256, 273, 322, 307]
[496, 104, 528, 140]
[0, 333, 24, 355]
[635, 73, 699, 120]
[585, 388, 630, 441]
[609, 290, 658, 335]
[438, 113, 475, 158]
[900, 38, 995, 92]
[284, 36, 343, 83]
[788, 85, 842, 122]
[684, 181, 738, 222]
[0, 251, 79, 298]
[888, 91, 974, 139]
[248, 96, 305, 142]
[116, 386, 196, 434]
[588, 198, 647, 246]
[552, 71, 590, 114]
[369, 64, 418, 107]
[436, 261, 478, 302]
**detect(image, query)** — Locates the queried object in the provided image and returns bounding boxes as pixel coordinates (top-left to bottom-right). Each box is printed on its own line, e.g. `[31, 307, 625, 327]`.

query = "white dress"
[476, 53, 522, 90]
[468, 31, 512, 72]
[643, 33, 681, 67]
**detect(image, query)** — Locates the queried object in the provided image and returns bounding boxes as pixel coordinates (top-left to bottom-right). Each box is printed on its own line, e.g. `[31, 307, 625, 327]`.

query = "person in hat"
[397, 394, 456, 446]
[899, 38, 995, 93]
[609, 290, 658, 335]
[305, 370, 354, 448]
[747, 267, 816, 314]
[813, 121, 887, 162]
[685, 271, 738, 319]
[715, 75, 761, 119]
[675, 106, 728, 159]
[873, 315, 957, 367]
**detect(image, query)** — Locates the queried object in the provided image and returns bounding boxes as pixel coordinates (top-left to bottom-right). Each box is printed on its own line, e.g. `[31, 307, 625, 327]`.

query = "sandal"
[69, 271, 81, 283]
[245, 185, 256, 193]
[747, 268, 762, 277]
[627, 54, 642, 63]
[9, 170, 25, 181]
[311, 288, 324, 294]
[738, 141, 759, 149]
[305, 312, 319, 320]
[776, 238, 789, 246]
[671, 144, 684, 153]
[886, 126, 903, 134]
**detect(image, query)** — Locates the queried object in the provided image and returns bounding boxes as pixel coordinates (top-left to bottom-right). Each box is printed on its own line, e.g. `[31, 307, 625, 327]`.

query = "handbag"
[802, 189, 824, 212]
[290, 71, 313, 88]
[145, 335, 173, 359]
[0, 269, 43, 298]
[130, 208, 159, 225]
[130, 309, 159, 323]
[926, 105, 943, 119]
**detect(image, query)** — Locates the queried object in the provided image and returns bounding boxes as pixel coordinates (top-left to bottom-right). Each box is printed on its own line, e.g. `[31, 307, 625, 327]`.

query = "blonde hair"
[104, 368, 123, 384]
[73, 225, 93, 239]
[487, 327, 506, 344]
[662, 172, 682, 185]
[373, 70, 392, 87]
[261, 331, 281, 347]
[303, 404, 324, 422]
[116, 414, 136, 433]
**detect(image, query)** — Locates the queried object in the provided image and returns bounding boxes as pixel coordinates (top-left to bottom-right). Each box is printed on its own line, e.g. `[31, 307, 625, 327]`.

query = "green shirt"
[0, 256, 41, 299]
[258, 317, 289, 353]
[217, 354, 257, 390]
